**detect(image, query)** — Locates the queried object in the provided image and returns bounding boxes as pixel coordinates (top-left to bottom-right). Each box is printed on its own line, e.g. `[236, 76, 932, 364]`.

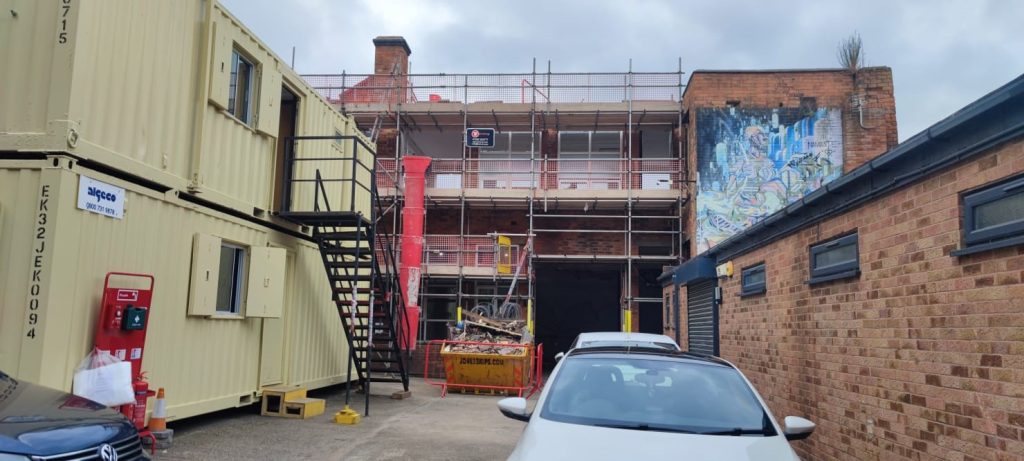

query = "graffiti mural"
[695, 107, 843, 253]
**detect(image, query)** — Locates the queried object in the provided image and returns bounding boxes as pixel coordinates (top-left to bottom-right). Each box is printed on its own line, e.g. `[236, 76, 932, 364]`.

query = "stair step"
[317, 231, 371, 240]
[367, 366, 402, 373]
[334, 300, 385, 308]
[367, 377, 406, 383]
[328, 274, 375, 282]
[347, 325, 392, 334]
[351, 336, 396, 342]
[359, 356, 402, 363]
[353, 347, 395, 353]
[280, 211, 366, 227]
[335, 307, 385, 315]
[352, 311, 389, 318]
[321, 247, 373, 258]
[325, 260, 366, 269]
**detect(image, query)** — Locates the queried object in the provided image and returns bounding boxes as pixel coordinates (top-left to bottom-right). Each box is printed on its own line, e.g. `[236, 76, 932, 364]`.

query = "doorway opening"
[273, 86, 300, 212]
[535, 262, 621, 369]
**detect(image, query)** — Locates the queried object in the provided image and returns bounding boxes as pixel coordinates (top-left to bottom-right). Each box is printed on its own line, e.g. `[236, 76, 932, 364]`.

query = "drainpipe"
[398, 156, 431, 350]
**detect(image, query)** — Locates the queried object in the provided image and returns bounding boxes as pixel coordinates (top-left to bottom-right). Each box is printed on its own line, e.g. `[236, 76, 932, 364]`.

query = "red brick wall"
[376, 130, 398, 157]
[425, 208, 529, 236]
[847, 68, 899, 171]
[662, 283, 678, 341]
[373, 43, 409, 76]
[662, 282, 688, 347]
[424, 208, 675, 258]
[714, 139, 1024, 460]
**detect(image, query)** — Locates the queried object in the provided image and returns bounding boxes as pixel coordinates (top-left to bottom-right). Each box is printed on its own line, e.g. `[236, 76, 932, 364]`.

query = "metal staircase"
[280, 135, 409, 416]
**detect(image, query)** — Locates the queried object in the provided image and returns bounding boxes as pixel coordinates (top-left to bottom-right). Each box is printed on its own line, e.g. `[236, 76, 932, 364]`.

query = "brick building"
[302, 36, 897, 369]
[663, 74, 1024, 459]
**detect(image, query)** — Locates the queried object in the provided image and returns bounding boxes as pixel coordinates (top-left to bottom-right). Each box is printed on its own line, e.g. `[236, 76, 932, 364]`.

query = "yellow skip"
[333, 405, 361, 425]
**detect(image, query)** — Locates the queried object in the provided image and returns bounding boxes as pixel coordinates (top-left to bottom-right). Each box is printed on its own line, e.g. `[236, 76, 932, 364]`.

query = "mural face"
[695, 107, 843, 253]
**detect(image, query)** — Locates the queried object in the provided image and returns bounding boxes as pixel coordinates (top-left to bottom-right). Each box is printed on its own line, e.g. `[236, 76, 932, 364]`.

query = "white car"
[499, 347, 814, 461]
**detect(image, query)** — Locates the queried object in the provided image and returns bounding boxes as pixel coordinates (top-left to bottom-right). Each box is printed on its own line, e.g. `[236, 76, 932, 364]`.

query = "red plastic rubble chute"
[398, 156, 431, 351]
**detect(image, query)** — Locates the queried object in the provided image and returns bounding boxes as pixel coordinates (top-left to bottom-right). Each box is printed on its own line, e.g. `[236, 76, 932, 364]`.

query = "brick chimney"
[373, 36, 411, 75]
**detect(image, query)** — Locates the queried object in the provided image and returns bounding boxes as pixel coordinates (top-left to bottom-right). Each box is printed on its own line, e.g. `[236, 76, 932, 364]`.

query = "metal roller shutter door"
[687, 280, 717, 356]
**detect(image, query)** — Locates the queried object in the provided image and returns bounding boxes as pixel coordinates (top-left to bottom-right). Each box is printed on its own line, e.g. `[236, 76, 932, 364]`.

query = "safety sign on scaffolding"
[496, 235, 512, 274]
[466, 128, 495, 148]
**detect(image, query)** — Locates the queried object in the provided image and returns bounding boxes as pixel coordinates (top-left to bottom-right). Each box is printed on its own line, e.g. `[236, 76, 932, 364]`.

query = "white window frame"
[557, 131, 623, 156]
[228, 49, 255, 125]
[479, 132, 539, 188]
[217, 242, 248, 315]
[480, 131, 540, 157]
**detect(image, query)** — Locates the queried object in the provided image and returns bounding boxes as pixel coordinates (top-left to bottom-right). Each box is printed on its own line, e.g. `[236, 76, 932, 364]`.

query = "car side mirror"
[783, 416, 815, 441]
[554, 352, 565, 362]
[498, 397, 531, 422]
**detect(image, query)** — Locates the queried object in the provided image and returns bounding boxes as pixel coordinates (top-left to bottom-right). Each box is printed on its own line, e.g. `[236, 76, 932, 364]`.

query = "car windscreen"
[539, 355, 774, 435]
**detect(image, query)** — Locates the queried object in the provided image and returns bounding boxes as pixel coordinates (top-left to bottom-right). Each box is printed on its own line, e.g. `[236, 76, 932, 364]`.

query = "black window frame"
[739, 262, 766, 297]
[808, 232, 859, 284]
[959, 174, 1024, 252]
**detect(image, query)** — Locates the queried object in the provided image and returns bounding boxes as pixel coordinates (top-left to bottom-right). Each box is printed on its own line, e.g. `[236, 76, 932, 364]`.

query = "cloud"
[220, 0, 1024, 141]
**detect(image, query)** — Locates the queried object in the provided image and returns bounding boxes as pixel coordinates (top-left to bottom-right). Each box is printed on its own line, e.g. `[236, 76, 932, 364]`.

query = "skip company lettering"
[458, 357, 505, 366]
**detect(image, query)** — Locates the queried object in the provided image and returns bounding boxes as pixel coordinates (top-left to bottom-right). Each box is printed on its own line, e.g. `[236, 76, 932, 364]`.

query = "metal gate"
[686, 280, 718, 356]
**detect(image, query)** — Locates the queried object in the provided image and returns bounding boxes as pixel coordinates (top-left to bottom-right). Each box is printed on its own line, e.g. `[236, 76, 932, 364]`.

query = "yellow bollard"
[334, 405, 361, 425]
[457, 306, 462, 324]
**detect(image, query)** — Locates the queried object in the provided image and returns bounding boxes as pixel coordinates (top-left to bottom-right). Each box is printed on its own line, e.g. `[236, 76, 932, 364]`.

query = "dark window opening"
[740, 263, 766, 296]
[808, 233, 859, 284]
[273, 86, 299, 212]
[958, 174, 1024, 255]
[216, 243, 247, 314]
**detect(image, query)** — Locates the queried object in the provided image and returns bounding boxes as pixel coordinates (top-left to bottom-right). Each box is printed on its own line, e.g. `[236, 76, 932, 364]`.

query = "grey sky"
[222, 0, 1023, 141]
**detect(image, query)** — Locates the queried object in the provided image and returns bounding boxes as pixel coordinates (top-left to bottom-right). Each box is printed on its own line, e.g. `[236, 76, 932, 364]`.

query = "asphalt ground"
[158, 378, 534, 461]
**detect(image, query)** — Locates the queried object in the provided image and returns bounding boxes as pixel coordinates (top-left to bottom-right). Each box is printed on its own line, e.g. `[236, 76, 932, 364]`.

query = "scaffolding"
[304, 61, 689, 338]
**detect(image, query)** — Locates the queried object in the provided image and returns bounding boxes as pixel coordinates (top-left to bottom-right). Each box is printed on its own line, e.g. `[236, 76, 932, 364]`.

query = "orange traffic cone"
[149, 388, 167, 431]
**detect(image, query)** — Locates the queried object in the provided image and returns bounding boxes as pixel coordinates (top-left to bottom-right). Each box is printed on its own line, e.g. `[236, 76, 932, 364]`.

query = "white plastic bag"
[72, 348, 134, 406]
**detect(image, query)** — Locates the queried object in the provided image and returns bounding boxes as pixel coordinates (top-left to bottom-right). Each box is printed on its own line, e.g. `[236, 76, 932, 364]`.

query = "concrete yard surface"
[159, 378, 533, 461]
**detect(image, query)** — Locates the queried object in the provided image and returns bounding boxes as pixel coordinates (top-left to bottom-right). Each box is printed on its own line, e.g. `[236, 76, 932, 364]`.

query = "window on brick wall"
[958, 174, 1024, 254]
[740, 262, 766, 296]
[808, 232, 859, 284]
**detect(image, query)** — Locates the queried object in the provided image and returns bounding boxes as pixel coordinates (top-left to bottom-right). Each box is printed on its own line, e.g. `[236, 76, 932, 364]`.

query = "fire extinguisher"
[121, 373, 154, 430]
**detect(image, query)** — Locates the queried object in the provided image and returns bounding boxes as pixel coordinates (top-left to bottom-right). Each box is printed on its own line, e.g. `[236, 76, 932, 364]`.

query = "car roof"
[566, 346, 733, 368]
[575, 332, 679, 346]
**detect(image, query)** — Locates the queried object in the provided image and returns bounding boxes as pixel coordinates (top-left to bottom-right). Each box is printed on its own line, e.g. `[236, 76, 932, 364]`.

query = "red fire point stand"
[399, 156, 431, 351]
[94, 272, 156, 451]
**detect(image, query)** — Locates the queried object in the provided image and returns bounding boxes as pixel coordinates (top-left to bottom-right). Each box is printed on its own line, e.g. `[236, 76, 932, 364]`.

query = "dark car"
[0, 370, 144, 460]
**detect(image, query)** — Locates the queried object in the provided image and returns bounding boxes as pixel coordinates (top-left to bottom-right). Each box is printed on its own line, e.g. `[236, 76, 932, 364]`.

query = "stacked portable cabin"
[0, 1, 373, 421]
